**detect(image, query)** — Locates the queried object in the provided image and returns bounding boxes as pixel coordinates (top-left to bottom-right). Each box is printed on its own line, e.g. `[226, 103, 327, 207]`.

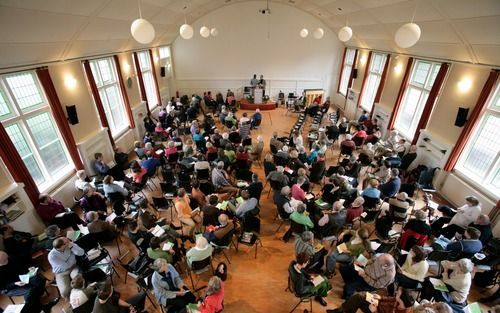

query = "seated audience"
[432, 196, 482, 239]
[197, 276, 225, 313]
[345, 196, 365, 224]
[205, 214, 236, 246]
[288, 252, 331, 307]
[69, 274, 96, 310]
[127, 220, 153, 251]
[290, 203, 314, 230]
[397, 245, 429, 288]
[86, 212, 118, 240]
[379, 168, 401, 198]
[443, 226, 483, 256]
[471, 214, 493, 246]
[79, 186, 108, 216]
[202, 195, 220, 227]
[174, 188, 202, 240]
[93, 278, 146, 313]
[399, 210, 432, 251]
[340, 253, 396, 298]
[48, 237, 85, 299]
[36, 194, 83, 230]
[294, 231, 326, 272]
[212, 161, 239, 198]
[147, 237, 174, 264]
[186, 236, 214, 266]
[151, 258, 196, 311]
[326, 227, 371, 277]
[421, 259, 472, 306]
[361, 179, 381, 200]
[102, 175, 130, 199]
[0, 251, 59, 313]
[191, 180, 207, 207]
[93, 152, 125, 181]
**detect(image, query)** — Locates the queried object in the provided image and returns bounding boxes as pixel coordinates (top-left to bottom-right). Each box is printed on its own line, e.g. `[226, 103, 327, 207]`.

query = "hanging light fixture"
[179, 5, 194, 39]
[338, 17, 352, 42]
[299, 28, 309, 38]
[131, 0, 155, 44]
[394, 3, 421, 48]
[210, 27, 219, 37]
[200, 26, 210, 38]
[313, 27, 324, 39]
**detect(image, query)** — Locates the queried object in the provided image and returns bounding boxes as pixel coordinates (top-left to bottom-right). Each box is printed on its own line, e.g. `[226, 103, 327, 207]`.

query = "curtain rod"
[347, 46, 499, 69]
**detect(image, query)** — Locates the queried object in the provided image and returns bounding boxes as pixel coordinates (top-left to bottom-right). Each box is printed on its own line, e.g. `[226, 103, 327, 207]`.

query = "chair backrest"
[242, 138, 252, 147]
[217, 227, 236, 247]
[168, 152, 179, 163]
[196, 168, 210, 180]
[107, 192, 125, 204]
[270, 144, 278, 154]
[362, 196, 380, 210]
[290, 219, 306, 235]
[340, 145, 354, 156]
[152, 196, 169, 209]
[236, 159, 249, 170]
[207, 152, 218, 162]
[160, 182, 176, 195]
[428, 249, 452, 262]
[269, 179, 284, 191]
[353, 136, 364, 147]
[72, 294, 97, 313]
[75, 233, 99, 251]
[190, 255, 212, 271]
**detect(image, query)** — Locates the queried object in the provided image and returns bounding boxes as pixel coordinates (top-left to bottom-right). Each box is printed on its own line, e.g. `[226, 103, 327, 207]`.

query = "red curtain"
[444, 69, 499, 171]
[148, 49, 162, 107]
[357, 51, 373, 108]
[113, 55, 135, 129]
[347, 49, 359, 91]
[82, 60, 115, 147]
[35, 67, 84, 170]
[372, 54, 391, 117]
[336, 47, 347, 95]
[411, 63, 450, 144]
[0, 124, 39, 205]
[387, 57, 414, 130]
[133, 52, 149, 115]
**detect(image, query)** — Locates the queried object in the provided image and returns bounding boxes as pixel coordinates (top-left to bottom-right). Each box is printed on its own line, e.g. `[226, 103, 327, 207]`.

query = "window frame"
[0, 71, 73, 192]
[455, 83, 500, 197]
[338, 48, 356, 97]
[89, 57, 129, 138]
[394, 59, 441, 139]
[359, 53, 387, 112]
[137, 50, 159, 110]
[158, 46, 170, 60]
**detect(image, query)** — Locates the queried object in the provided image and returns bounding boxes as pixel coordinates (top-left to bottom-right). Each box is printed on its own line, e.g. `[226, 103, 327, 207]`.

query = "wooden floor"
[1, 107, 492, 312]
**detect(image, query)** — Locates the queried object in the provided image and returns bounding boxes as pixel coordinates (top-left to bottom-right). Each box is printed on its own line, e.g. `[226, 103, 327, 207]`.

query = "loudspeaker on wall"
[66, 105, 79, 125]
[160, 66, 166, 77]
[352, 69, 358, 79]
[454, 107, 469, 127]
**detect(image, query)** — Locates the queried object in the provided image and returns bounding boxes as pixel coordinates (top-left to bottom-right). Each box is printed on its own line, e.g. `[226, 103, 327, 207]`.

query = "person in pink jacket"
[198, 276, 224, 313]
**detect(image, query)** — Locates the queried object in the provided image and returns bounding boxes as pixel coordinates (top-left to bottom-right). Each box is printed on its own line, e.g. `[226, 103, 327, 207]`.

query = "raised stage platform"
[239, 99, 276, 111]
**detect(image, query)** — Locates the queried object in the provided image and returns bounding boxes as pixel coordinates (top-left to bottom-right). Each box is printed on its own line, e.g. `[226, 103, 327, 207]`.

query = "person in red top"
[291, 176, 307, 202]
[345, 196, 365, 224]
[36, 194, 84, 230]
[235, 146, 250, 162]
[130, 161, 147, 184]
[340, 134, 356, 155]
[164, 141, 178, 158]
[198, 276, 225, 313]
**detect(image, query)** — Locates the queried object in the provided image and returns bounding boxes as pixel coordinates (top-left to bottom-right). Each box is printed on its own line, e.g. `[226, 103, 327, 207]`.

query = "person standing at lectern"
[250, 74, 258, 96]
[258, 75, 266, 96]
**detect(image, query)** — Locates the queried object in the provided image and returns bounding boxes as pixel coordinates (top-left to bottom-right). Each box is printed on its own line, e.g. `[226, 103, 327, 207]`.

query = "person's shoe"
[42, 297, 60, 313]
[324, 270, 335, 278]
[326, 309, 342, 313]
[315, 296, 327, 307]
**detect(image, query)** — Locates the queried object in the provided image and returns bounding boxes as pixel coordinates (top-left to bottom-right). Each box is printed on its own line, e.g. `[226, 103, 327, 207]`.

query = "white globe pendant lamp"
[395, 22, 421, 48]
[210, 27, 219, 37]
[299, 28, 309, 38]
[180, 23, 194, 39]
[130, 0, 155, 44]
[200, 26, 210, 38]
[313, 27, 324, 39]
[338, 26, 352, 42]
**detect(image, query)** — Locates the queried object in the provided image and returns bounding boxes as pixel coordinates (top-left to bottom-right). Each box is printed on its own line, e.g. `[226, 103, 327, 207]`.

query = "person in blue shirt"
[446, 227, 483, 255]
[361, 178, 381, 199]
[307, 145, 320, 164]
[379, 168, 401, 198]
[140, 152, 160, 175]
[250, 108, 262, 128]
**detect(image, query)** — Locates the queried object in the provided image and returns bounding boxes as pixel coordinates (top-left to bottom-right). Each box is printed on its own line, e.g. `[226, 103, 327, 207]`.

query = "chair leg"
[145, 291, 157, 309]
[9, 296, 15, 304]
[189, 271, 195, 290]
[221, 250, 231, 264]
[289, 299, 303, 313]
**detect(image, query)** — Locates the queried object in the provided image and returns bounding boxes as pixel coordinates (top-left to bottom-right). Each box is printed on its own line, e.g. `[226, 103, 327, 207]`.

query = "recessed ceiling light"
[289, 0, 296, 4]
[337, 7, 342, 11]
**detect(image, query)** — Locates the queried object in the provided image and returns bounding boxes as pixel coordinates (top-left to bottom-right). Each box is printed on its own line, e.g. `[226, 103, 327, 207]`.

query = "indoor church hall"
[0, 1, 499, 313]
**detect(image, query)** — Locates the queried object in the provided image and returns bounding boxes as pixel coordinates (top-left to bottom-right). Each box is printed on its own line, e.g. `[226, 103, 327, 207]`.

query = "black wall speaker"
[160, 66, 166, 77]
[352, 68, 358, 79]
[66, 105, 79, 125]
[455, 107, 469, 127]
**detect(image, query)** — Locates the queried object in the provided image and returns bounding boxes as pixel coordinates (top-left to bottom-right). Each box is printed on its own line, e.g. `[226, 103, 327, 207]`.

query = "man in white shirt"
[433, 196, 482, 239]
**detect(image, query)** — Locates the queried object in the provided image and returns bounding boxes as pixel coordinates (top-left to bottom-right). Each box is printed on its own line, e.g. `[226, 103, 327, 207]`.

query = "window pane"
[462, 115, 500, 177]
[26, 112, 58, 147]
[97, 59, 113, 84]
[143, 71, 157, 108]
[138, 52, 150, 71]
[103, 86, 127, 135]
[412, 62, 431, 86]
[159, 47, 170, 59]
[5, 73, 43, 110]
[491, 168, 500, 189]
[0, 91, 11, 119]
[26, 112, 69, 174]
[339, 65, 352, 96]
[360, 74, 380, 112]
[5, 123, 45, 185]
[490, 85, 500, 110]
[372, 54, 383, 72]
[426, 64, 441, 89]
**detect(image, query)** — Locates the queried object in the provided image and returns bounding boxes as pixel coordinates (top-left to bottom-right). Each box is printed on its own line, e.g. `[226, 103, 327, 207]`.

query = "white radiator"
[115, 129, 135, 154]
[132, 102, 148, 142]
[344, 88, 359, 120]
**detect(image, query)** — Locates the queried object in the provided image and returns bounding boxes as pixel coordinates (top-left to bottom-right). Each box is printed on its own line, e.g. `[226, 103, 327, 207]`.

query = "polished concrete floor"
[1, 107, 492, 312]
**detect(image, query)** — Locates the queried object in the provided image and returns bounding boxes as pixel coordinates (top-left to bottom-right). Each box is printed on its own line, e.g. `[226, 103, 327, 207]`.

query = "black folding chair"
[188, 256, 214, 289]
[286, 263, 314, 313]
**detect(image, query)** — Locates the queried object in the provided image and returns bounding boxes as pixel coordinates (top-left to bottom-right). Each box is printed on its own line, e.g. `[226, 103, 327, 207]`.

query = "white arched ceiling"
[0, 0, 499, 69]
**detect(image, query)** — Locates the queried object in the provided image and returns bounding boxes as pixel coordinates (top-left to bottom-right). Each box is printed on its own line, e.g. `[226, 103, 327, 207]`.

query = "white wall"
[172, 1, 343, 99]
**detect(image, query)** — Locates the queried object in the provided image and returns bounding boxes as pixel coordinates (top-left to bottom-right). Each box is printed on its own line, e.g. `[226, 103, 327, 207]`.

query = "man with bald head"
[341, 253, 396, 298]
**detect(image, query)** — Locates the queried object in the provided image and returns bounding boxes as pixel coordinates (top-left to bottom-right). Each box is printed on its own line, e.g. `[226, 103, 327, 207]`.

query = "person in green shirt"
[147, 237, 174, 264]
[186, 236, 214, 267]
[290, 203, 314, 230]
